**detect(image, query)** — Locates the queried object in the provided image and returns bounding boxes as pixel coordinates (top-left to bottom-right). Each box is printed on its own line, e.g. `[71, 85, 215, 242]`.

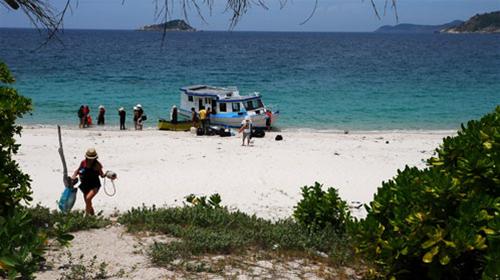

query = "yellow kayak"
[157, 119, 192, 131]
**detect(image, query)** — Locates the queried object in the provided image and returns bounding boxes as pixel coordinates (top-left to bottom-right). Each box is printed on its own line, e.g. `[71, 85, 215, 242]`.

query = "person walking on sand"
[78, 105, 84, 128]
[71, 148, 106, 215]
[238, 116, 253, 146]
[118, 107, 126, 130]
[97, 105, 106, 125]
[199, 106, 207, 134]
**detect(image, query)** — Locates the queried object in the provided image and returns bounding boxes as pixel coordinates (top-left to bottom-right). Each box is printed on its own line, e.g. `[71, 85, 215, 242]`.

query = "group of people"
[191, 106, 213, 135]
[77, 104, 146, 130]
[78, 105, 106, 128]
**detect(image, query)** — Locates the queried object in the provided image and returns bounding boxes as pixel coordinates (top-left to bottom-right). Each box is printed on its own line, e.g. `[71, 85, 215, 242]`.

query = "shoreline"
[15, 126, 454, 220]
[20, 123, 457, 135]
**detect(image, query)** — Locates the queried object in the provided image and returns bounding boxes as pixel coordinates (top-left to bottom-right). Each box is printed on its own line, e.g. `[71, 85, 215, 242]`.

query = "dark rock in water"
[275, 135, 283, 141]
[139, 19, 196, 32]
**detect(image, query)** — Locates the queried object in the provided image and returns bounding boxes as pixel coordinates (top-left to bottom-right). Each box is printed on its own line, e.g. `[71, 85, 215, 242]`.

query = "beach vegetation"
[0, 61, 45, 279]
[354, 106, 500, 279]
[293, 182, 351, 233]
[118, 196, 356, 272]
[27, 204, 111, 241]
[57, 251, 125, 280]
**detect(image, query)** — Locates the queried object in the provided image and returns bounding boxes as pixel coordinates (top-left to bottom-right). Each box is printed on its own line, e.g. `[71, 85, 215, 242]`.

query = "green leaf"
[480, 227, 495, 235]
[58, 233, 74, 242]
[0, 256, 18, 268]
[439, 254, 450, 266]
[422, 239, 439, 249]
[422, 246, 439, 264]
[483, 141, 492, 150]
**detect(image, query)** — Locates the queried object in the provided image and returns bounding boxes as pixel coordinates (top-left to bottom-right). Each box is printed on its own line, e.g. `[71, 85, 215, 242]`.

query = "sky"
[1, 0, 500, 32]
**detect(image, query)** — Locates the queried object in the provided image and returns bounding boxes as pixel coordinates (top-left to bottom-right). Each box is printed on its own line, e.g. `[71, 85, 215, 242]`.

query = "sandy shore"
[15, 126, 453, 219]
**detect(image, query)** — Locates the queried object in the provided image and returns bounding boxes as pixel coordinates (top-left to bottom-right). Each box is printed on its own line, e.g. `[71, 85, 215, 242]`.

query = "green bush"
[27, 205, 111, 242]
[355, 106, 500, 280]
[119, 195, 354, 268]
[0, 61, 45, 279]
[293, 182, 351, 233]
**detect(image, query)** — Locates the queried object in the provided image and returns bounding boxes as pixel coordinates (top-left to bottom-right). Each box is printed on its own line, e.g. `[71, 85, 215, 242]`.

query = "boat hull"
[179, 109, 279, 128]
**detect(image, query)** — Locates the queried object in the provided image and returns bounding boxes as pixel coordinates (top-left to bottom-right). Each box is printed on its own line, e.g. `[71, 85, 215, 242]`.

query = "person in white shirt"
[238, 116, 252, 146]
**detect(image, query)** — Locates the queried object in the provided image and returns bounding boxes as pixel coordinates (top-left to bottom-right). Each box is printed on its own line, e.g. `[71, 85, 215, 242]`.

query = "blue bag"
[58, 187, 77, 213]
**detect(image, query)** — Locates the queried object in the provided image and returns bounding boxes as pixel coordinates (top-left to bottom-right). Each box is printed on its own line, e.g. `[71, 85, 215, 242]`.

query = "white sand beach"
[15, 126, 453, 219]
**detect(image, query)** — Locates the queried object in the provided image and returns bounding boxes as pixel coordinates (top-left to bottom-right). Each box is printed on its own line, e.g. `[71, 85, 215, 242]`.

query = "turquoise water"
[1, 28, 499, 130]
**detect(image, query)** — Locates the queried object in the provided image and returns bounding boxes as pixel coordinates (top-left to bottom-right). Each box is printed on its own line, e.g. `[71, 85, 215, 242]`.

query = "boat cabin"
[179, 85, 266, 116]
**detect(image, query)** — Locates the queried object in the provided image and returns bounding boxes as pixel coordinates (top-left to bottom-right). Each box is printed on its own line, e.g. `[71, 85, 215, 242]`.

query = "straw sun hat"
[85, 148, 98, 160]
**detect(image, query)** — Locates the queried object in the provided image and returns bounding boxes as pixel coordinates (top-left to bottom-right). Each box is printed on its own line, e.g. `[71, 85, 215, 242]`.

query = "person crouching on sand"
[71, 148, 106, 215]
[238, 116, 252, 146]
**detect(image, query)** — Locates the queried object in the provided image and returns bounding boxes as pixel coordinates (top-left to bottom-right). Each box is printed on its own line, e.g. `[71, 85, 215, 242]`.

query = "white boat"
[178, 85, 279, 128]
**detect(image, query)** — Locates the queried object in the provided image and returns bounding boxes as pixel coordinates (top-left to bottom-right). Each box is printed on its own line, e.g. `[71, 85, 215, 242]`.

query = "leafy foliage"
[355, 106, 500, 280]
[118, 195, 354, 269]
[27, 205, 111, 241]
[57, 252, 125, 280]
[0, 61, 44, 279]
[293, 182, 351, 233]
[0, 61, 33, 217]
[185, 193, 222, 209]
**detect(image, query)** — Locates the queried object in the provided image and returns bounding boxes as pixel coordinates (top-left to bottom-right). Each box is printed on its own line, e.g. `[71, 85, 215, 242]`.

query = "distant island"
[139, 19, 196, 32]
[375, 10, 500, 34]
[374, 20, 463, 34]
[442, 11, 500, 33]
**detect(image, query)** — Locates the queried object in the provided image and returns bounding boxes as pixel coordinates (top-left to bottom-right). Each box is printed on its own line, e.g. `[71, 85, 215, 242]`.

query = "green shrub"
[0, 61, 45, 279]
[27, 205, 111, 242]
[355, 106, 500, 280]
[293, 182, 351, 233]
[119, 195, 354, 268]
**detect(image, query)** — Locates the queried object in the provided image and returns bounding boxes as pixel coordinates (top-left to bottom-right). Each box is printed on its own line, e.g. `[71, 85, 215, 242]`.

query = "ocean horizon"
[1, 28, 499, 130]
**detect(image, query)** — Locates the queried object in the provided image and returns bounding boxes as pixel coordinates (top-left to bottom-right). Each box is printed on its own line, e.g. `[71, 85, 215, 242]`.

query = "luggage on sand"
[196, 127, 204, 136]
[57, 125, 78, 213]
[251, 129, 266, 138]
[58, 186, 77, 213]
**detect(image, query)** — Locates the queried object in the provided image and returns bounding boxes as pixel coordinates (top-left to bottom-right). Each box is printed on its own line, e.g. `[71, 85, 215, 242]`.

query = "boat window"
[219, 103, 227, 112]
[188, 95, 193, 102]
[245, 101, 254, 110]
[232, 102, 240, 112]
[256, 99, 264, 108]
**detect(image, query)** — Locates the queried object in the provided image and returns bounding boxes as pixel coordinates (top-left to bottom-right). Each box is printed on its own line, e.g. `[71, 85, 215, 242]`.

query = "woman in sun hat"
[71, 148, 106, 215]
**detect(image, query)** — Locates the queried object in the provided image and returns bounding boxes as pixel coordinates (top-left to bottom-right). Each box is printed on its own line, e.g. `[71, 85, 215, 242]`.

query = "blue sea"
[1, 28, 499, 130]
